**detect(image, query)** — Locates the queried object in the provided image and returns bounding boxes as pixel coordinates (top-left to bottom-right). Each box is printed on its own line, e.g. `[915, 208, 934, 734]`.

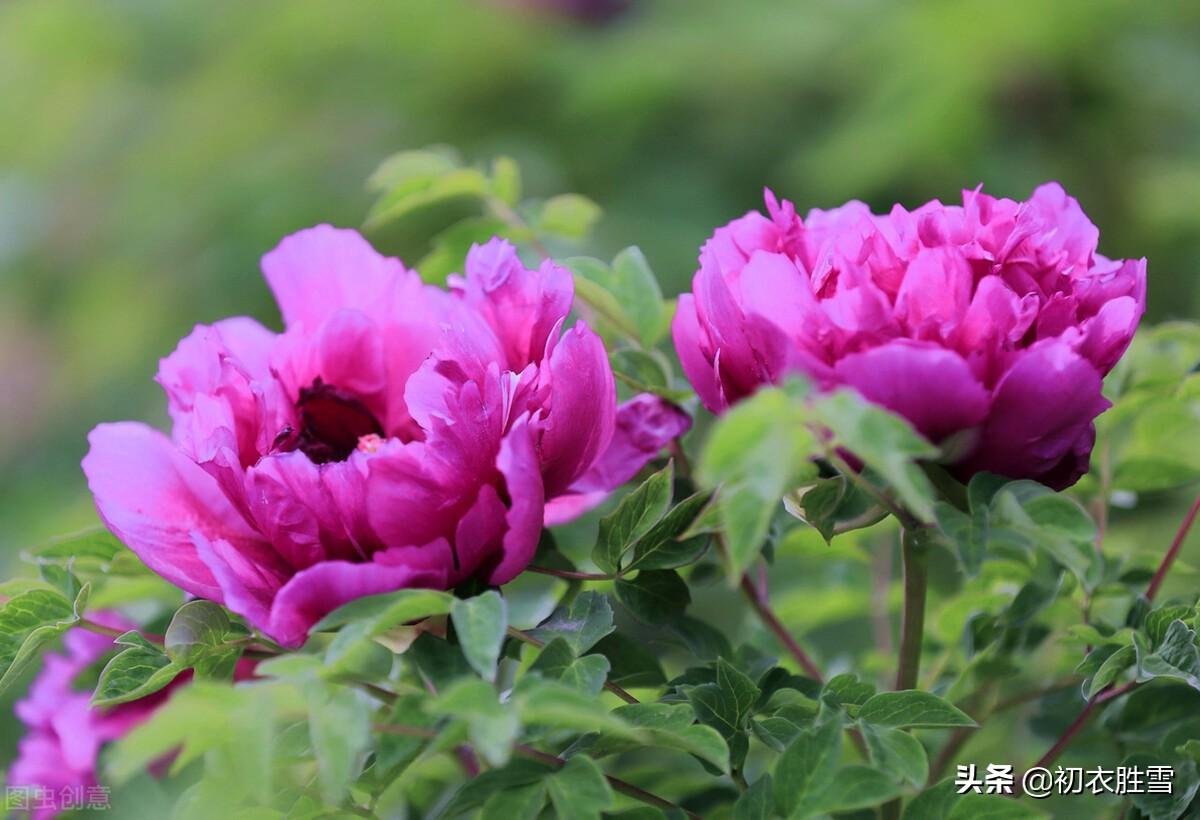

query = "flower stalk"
[895, 527, 931, 691]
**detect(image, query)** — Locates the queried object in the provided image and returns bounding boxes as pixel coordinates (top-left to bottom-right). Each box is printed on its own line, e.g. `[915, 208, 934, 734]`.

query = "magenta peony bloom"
[9, 617, 164, 819]
[673, 183, 1145, 489]
[83, 229, 689, 647]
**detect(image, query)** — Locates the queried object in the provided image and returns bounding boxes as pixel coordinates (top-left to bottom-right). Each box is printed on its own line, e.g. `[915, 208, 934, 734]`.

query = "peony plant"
[3, 151, 1200, 820]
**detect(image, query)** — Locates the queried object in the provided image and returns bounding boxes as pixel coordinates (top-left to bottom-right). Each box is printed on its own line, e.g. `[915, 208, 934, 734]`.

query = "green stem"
[894, 528, 930, 691]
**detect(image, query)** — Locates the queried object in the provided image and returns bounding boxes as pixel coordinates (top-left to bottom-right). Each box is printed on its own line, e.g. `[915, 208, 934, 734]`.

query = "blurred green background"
[2, 0, 1200, 802]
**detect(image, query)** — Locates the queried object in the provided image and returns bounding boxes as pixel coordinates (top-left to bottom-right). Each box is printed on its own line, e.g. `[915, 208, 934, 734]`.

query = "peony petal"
[960, 339, 1110, 489]
[266, 542, 452, 647]
[261, 225, 415, 330]
[833, 341, 990, 444]
[245, 452, 365, 569]
[671, 293, 724, 412]
[157, 317, 276, 427]
[82, 422, 268, 601]
[452, 483, 508, 583]
[535, 323, 616, 496]
[1074, 295, 1142, 374]
[193, 534, 289, 633]
[488, 417, 546, 585]
[546, 394, 692, 524]
[453, 238, 573, 371]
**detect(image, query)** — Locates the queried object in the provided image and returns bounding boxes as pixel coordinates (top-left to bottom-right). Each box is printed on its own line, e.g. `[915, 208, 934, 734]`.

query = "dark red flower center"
[274, 378, 384, 464]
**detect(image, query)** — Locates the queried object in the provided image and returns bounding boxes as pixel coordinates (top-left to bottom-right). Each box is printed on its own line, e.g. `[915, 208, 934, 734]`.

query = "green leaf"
[860, 723, 929, 787]
[1125, 754, 1200, 820]
[569, 260, 643, 342]
[546, 755, 613, 820]
[537, 193, 601, 240]
[1134, 620, 1200, 690]
[1146, 605, 1193, 646]
[0, 585, 88, 695]
[610, 246, 666, 347]
[92, 631, 185, 708]
[585, 702, 730, 774]
[858, 691, 976, 729]
[806, 765, 902, 815]
[164, 600, 243, 677]
[515, 678, 639, 739]
[824, 673, 876, 708]
[624, 490, 714, 572]
[38, 562, 82, 600]
[592, 632, 667, 689]
[594, 461, 675, 574]
[684, 659, 760, 739]
[1084, 643, 1136, 698]
[990, 483, 1098, 586]
[529, 591, 614, 655]
[306, 682, 371, 804]
[322, 620, 393, 682]
[813, 390, 939, 521]
[773, 704, 843, 817]
[481, 782, 546, 820]
[365, 166, 489, 231]
[33, 528, 128, 562]
[903, 779, 959, 820]
[787, 476, 847, 544]
[947, 793, 1048, 819]
[529, 638, 610, 696]
[615, 570, 691, 623]
[698, 386, 818, 581]
[367, 147, 461, 192]
[430, 678, 519, 767]
[376, 693, 438, 776]
[311, 588, 453, 634]
[734, 774, 773, 820]
[450, 590, 507, 682]
[489, 156, 522, 206]
[935, 500, 988, 577]
[441, 759, 554, 817]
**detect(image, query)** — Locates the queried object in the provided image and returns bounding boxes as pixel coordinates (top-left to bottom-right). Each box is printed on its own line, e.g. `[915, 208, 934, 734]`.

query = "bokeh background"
[2, 0, 1200, 793]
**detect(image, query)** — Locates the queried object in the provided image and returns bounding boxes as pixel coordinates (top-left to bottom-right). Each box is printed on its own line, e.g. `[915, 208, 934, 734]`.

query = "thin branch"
[526, 565, 616, 581]
[506, 627, 639, 704]
[1025, 683, 1137, 776]
[1146, 492, 1200, 602]
[374, 724, 700, 819]
[77, 619, 164, 644]
[737, 574, 824, 683]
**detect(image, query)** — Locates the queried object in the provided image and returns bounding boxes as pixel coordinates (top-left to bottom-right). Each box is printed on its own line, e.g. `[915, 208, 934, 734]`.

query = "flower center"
[279, 378, 384, 464]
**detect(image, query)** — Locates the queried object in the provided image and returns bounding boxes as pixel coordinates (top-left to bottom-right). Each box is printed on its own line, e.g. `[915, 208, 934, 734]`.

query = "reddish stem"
[1025, 683, 1137, 776]
[739, 574, 824, 683]
[526, 565, 615, 581]
[1146, 492, 1200, 602]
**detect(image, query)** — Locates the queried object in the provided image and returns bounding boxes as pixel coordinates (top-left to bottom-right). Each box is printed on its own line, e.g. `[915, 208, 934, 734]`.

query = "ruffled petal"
[261, 225, 415, 330]
[960, 339, 1110, 488]
[265, 542, 452, 647]
[833, 340, 990, 444]
[671, 293, 724, 412]
[452, 238, 573, 371]
[535, 323, 616, 496]
[488, 417, 546, 585]
[245, 452, 365, 569]
[82, 422, 266, 601]
[545, 394, 691, 524]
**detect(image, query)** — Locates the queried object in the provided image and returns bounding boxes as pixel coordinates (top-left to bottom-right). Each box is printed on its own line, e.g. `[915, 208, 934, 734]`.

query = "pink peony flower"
[9, 617, 167, 820]
[9, 616, 258, 819]
[83, 229, 689, 647]
[673, 183, 1145, 489]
